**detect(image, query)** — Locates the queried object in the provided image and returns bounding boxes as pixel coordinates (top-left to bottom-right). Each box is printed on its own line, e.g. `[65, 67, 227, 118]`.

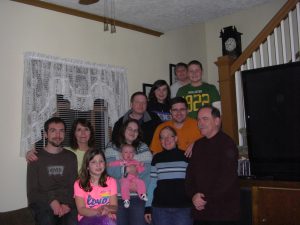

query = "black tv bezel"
[241, 61, 300, 181]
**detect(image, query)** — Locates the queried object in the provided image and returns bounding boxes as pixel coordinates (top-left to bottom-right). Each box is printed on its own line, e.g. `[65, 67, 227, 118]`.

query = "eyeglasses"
[171, 108, 187, 113]
[126, 127, 139, 133]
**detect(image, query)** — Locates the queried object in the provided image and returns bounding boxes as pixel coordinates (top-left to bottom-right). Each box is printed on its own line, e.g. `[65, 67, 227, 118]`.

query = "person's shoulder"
[185, 117, 197, 124]
[63, 148, 77, 159]
[156, 120, 172, 129]
[106, 176, 117, 185]
[202, 82, 217, 89]
[177, 83, 190, 92]
[147, 111, 162, 122]
[218, 131, 236, 145]
[115, 115, 125, 125]
[137, 142, 150, 153]
[105, 143, 120, 157]
[74, 179, 80, 187]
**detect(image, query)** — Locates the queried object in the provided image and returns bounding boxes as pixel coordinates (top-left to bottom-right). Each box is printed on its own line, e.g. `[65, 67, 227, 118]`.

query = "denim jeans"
[152, 207, 193, 225]
[116, 196, 147, 225]
[193, 221, 238, 225]
[29, 202, 78, 225]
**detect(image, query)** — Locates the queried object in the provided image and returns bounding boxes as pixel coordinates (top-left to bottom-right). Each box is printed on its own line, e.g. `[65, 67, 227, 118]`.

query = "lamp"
[103, 0, 116, 33]
[110, 0, 116, 33]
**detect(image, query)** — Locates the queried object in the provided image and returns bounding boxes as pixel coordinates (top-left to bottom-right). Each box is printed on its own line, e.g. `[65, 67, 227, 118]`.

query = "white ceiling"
[40, 0, 274, 33]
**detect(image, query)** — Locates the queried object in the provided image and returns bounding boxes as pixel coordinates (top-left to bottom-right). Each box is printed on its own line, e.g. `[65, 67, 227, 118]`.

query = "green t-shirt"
[176, 82, 220, 119]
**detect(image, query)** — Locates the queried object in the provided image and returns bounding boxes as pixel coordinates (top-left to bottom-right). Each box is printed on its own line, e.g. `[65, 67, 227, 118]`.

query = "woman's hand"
[26, 149, 38, 162]
[144, 213, 152, 224]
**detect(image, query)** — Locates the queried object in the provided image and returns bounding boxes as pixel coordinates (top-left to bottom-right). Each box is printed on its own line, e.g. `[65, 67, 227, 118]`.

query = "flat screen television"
[242, 61, 300, 181]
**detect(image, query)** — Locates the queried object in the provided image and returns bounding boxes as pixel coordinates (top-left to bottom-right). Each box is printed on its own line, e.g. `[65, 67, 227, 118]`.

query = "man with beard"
[27, 117, 78, 225]
[150, 97, 202, 157]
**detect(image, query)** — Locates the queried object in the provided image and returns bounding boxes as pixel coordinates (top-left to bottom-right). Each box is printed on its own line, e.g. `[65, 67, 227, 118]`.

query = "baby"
[108, 144, 148, 208]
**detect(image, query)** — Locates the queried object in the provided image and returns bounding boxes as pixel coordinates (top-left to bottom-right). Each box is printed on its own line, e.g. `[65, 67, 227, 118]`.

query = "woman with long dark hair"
[147, 80, 171, 121]
[105, 118, 152, 225]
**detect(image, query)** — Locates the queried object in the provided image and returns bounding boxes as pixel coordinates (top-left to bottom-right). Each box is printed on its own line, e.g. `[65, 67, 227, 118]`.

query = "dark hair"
[170, 97, 188, 109]
[121, 143, 136, 154]
[175, 62, 188, 71]
[78, 149, 108, 192]
[188, 60, 203, 71]
[130, 91, 147, 103]
[115, 119, 142, 148]
[148, 80, 171, 104]
[159, 126, 177, 139]
[44, 117, 66, 132]
[198, 105, 221, 118]
[69, 118, 95, 149]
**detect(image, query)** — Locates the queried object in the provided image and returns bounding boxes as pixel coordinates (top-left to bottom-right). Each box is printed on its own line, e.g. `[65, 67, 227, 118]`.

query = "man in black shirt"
[185, 106, 240, 225]
[112, 92, 161, 146]
[27, 117, 78, 225]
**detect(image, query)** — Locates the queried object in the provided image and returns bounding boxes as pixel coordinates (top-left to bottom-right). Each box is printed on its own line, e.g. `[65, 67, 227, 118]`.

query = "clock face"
[225, 37, 237, 52]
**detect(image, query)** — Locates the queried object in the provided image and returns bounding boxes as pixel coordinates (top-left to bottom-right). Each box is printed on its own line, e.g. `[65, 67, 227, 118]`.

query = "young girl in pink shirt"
[74, 149, 118, 225]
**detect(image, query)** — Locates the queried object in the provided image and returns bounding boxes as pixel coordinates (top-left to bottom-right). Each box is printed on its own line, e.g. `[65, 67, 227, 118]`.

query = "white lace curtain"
[20, 52, 129, 156]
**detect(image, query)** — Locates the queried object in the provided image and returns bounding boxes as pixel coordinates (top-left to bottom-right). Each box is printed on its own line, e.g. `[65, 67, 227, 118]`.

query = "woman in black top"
[147, 80, 171, 121]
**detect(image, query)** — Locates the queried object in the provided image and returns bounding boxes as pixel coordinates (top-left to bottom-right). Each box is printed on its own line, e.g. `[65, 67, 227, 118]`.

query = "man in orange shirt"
[150, 97, 202, 156]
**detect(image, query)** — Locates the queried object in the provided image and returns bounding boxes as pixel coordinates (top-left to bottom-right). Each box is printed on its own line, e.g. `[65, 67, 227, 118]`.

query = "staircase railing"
[215, 0, 300, 146]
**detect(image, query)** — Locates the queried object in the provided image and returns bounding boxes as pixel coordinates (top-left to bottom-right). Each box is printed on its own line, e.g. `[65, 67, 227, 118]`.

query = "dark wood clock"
[220, 26, 242, 59]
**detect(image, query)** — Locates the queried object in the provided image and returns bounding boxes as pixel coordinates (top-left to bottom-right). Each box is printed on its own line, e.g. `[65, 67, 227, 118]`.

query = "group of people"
[26, 60, 240, 225]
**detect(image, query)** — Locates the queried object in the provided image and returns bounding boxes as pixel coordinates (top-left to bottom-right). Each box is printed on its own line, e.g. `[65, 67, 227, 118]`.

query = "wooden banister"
[215, 56, 238, 142]
[231, 0, 299, 74]
[216, 0, 299, 143]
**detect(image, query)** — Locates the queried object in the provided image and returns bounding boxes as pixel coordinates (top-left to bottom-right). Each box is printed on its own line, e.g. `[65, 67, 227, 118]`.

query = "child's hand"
[126, 165, 137, 175]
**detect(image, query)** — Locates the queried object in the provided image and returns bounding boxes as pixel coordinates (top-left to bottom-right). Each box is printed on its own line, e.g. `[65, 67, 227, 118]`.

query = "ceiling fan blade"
[79, 0, 100, 5]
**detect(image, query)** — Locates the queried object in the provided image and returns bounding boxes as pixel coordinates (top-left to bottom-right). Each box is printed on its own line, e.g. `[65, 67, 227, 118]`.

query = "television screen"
[242, 61, 300, 181]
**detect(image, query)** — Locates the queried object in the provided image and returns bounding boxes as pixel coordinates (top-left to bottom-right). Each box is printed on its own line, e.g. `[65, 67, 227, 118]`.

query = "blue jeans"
[116, 196, 147, 225]
[29, 202, 78, 225]
[152, 207, 193, 225]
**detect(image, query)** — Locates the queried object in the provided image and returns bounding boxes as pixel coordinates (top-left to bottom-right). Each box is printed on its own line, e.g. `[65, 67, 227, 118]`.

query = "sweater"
[145, 148, 192, 213]
[185, 131, 240, 221]
[150, 117, 202, 154]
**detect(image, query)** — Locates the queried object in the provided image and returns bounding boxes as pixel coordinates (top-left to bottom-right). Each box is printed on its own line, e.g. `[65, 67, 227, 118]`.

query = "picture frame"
[142, 83, 153, 97]
[169, 64, 177, 85]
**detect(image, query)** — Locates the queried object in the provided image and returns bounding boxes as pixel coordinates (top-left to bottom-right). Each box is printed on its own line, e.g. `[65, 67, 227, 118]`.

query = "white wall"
[0, 0, 285, 211]
[204, 0, 286, 86]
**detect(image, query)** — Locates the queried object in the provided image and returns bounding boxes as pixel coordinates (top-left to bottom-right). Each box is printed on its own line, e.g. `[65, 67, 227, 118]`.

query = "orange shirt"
[150, 117, 202, 154]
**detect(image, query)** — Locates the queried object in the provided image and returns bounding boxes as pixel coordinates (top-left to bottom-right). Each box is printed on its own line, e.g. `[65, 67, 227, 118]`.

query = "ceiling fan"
[79, 0, 99, 5]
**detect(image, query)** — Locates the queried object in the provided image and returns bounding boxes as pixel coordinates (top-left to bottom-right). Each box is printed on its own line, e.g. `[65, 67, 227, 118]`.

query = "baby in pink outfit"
[108, 144, 148, 208]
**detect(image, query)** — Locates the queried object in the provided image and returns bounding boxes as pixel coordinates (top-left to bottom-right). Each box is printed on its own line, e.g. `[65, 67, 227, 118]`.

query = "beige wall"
[204, 0, 286, 86]
[0, 0, 285, 211]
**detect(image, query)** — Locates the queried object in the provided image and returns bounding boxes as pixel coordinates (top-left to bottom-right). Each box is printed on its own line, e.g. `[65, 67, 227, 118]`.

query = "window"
[21, 52, 129, 156]
[35, 95, 110, 151]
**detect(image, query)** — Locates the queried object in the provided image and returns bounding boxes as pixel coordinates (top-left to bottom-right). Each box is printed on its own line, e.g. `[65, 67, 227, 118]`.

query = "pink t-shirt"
[74, 176, 117, 220]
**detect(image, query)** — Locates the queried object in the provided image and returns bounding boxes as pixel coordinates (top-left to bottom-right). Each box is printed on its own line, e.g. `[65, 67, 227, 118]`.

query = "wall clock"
[220, 26, 242, 59]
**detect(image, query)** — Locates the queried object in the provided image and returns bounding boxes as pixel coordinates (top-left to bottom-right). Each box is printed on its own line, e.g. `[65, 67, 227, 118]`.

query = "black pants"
[29, 202, 78, 225]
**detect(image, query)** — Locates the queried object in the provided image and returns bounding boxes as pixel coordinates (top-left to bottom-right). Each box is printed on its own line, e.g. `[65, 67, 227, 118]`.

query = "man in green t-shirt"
[176, 60, 221, 119]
